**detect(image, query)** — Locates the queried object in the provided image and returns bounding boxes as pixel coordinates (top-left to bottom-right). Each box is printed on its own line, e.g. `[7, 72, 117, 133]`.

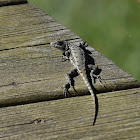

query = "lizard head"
[50, 41, 69, 51]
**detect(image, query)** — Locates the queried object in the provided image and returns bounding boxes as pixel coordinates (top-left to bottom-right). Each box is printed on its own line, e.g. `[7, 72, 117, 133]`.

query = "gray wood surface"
[0, 88, 139, 139]
[0, 4, 139, 107]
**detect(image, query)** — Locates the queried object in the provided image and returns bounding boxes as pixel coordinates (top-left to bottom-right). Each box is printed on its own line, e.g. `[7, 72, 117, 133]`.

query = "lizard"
[50, 40, 104, 125]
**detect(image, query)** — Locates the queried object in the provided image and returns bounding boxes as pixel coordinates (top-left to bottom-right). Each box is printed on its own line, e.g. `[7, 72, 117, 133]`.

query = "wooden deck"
[0, 1, 140, 139]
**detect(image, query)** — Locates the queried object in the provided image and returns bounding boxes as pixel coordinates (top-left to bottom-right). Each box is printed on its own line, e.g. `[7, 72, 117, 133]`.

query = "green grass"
[28, 0, 140, 81]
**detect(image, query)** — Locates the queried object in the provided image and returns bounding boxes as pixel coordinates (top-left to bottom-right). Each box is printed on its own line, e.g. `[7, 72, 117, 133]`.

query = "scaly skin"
[50, 40, 104, 125]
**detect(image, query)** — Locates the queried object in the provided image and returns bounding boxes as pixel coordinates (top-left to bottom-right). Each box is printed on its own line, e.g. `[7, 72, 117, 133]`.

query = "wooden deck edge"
[0, 79, 140, 108]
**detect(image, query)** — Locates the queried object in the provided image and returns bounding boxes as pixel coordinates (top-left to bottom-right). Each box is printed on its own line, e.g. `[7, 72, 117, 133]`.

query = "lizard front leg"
[63, 68, 79, 97]
[62, 50, 70, 62]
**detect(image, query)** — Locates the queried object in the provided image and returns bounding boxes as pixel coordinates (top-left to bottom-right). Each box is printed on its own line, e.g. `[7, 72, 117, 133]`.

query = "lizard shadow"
[84, 48, 102, 79]
[84, 47, 102, 81]
[84, 47, 101, 125]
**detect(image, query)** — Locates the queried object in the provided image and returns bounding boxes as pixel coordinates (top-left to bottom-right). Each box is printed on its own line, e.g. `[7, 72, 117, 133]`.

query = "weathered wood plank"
[0, 0, 27, 6]
[0, 88, 139, 139]
[0, 41, 139, 106]
[0, 3, 140, 107]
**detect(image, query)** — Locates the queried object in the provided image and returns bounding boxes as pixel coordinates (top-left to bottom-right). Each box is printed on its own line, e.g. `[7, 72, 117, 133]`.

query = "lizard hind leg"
[63, 68, 79, 97]
[88, 65, 105, 88]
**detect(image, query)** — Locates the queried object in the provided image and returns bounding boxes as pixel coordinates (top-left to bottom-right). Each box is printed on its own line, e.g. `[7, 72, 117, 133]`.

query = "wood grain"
[0, 88, 139, 139]
[0, 2, 140, 139]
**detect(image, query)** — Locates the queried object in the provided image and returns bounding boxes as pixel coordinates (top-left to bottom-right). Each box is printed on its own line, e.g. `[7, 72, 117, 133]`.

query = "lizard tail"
[88, 84, 98, 126]
[81, 75, 98, 126]
[91, 91, 98, 125]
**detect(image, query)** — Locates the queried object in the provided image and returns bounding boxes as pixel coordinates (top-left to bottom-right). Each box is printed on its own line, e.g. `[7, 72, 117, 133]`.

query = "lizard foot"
[92, 74, 106, 88]
[63, 88, 71, 97]
[63, 83, 71, 97]
[72, 86, 78, 93]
